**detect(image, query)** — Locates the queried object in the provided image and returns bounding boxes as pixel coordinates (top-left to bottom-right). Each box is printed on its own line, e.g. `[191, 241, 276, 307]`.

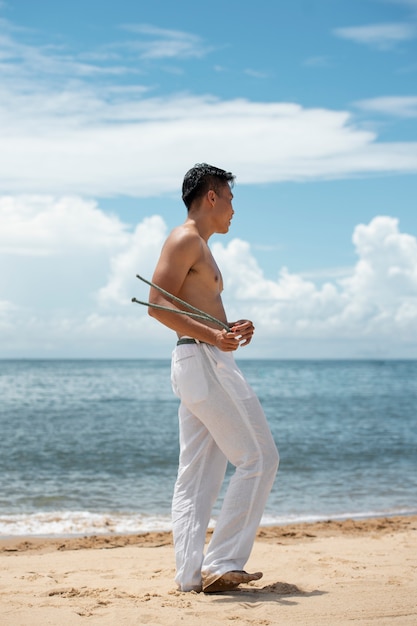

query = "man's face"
[213, 184, 234, 233]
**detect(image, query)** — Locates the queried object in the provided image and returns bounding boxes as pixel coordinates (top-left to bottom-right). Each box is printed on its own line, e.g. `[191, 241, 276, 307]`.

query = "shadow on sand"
[207, 580, 326, 606]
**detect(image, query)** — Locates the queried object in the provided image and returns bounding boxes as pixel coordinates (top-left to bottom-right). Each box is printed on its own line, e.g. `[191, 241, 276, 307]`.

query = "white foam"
[1, 507, 416, 538]
[0, 511, 172, 537]
[260, 507, 417, 526]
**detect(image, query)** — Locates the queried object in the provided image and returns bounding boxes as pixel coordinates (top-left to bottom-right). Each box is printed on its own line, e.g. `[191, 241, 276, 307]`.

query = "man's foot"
[202, 570, 263, 593]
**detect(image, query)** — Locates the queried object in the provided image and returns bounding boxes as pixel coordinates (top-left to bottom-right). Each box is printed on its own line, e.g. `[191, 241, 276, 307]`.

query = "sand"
[1, 516, 416, 625]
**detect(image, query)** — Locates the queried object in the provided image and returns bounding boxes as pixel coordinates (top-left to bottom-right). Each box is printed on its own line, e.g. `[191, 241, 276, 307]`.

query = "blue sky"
[1, 0, 417, 358]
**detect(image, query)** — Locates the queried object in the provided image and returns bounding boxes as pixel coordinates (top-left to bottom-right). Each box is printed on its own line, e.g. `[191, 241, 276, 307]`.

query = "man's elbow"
[148, 305, 157, 319]
[148, 299, 166, 321]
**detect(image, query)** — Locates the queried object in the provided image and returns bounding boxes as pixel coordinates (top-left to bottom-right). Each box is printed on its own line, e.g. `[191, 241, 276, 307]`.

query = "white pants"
[171, 342, 279, 591]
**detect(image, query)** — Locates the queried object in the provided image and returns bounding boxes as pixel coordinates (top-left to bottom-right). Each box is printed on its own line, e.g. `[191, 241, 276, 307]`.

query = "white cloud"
[343, 216, 417, 309]
[0, 195, 172, 356]
[0, 197, 135, 325]
[1, 94, 417, 196]
[303, 56, 332, 68]
[1, 197, 415, 358]
[97, 215, 167, 306]
[0, 27, 127, 83]
[213, 216, 417, 352]
[0, 20, 417, 197]
[333, 22, 416, 49]
[0, 195, 128, 256]
[382, 0, 417, 11]
[244, 68, 269, 79]
[355, 96, 417, 117]
[120, 24, 210, 59]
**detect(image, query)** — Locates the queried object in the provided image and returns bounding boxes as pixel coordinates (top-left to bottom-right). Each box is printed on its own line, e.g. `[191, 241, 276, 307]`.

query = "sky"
[1, 0, 417, 359]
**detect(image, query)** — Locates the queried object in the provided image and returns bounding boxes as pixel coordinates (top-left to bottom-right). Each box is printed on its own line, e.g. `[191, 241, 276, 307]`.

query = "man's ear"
[207, 190, 216, 206]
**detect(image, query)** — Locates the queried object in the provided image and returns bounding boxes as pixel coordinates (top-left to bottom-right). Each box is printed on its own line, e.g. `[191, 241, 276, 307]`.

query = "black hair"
[182, 163, 235, 210]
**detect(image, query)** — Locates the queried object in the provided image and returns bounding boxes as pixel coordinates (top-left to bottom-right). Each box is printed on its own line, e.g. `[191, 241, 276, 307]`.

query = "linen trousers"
[171, 341, 279, 592]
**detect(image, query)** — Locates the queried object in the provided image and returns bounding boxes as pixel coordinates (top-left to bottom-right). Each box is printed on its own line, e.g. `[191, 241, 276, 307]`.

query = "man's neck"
[185, 213, 213, 243]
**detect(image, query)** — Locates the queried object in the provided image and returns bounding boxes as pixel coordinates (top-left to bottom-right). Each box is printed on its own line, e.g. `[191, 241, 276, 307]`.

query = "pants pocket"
[172, 349, 209, 405]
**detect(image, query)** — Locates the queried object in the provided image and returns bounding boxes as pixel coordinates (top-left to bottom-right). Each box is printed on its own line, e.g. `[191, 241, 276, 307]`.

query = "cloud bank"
[333, 22, 416, 49]
[355, 96, 417, 118]
[1, 196, 416, 358]
[1, 92, 417, 197]
[0, 17, 417, 197]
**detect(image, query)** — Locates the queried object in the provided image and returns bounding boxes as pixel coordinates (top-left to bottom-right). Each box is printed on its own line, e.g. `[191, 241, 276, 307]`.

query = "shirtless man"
[148, 163, 279, 593]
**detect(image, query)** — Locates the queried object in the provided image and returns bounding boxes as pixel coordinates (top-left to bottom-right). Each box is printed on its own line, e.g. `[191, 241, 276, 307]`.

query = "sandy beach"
[1, 516, 416, 625]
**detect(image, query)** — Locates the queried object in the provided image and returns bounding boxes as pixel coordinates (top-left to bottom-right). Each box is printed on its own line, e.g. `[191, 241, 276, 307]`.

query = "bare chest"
[193, 245, 223, 291]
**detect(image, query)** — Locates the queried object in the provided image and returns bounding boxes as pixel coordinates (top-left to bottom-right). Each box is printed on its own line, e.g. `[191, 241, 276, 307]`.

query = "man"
[148, 163, 279, 593]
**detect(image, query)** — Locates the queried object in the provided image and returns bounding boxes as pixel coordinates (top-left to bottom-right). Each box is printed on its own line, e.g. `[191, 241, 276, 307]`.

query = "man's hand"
[230, 319, 255, 347]
[215, 320, 255, 351]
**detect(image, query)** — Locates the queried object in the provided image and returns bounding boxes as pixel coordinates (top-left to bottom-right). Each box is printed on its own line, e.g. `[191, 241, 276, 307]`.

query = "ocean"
[1, 359, 416, 537]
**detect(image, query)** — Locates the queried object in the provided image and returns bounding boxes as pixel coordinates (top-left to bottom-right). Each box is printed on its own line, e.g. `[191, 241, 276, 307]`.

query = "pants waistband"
[177, 338, 198, 346]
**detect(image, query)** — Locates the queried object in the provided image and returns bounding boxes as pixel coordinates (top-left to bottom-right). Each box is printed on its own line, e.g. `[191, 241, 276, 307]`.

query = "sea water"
[0, 359, 416, 536]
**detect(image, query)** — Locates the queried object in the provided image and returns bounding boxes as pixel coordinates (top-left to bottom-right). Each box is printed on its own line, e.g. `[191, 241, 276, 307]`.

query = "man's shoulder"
[158, 224, 206, 269]
[165, 224, 203, 250]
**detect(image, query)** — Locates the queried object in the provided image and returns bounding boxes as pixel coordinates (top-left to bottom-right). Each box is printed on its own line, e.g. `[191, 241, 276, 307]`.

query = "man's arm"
[148, 230, 241, 351]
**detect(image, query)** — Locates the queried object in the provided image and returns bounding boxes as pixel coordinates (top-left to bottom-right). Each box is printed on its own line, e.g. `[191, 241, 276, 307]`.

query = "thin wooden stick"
[132, 274, 230, 332]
